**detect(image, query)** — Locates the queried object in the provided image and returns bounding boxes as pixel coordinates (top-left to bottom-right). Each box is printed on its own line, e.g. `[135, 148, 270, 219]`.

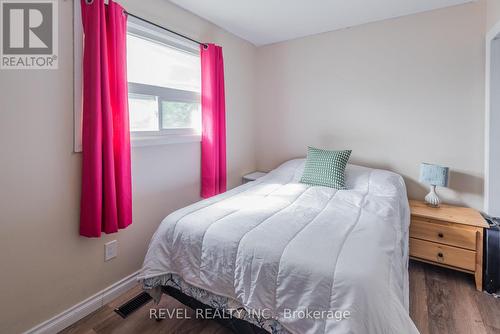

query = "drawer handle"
[438, 232, 444, 238]
[437, 252, 444, 261]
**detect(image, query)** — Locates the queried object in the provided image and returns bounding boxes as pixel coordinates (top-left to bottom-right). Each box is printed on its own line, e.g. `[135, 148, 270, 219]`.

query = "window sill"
[131, 134, 201, 147]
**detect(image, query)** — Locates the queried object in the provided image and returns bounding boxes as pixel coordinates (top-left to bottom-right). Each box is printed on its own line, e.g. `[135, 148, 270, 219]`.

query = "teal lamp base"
[424, 185, 440, 208]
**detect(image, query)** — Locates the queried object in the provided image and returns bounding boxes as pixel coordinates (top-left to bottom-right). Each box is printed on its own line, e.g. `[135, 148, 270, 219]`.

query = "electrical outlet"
[104, 240, 118, 261]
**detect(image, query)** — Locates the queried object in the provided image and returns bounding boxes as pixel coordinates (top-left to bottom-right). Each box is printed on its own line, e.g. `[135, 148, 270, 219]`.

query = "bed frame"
[161, 286, 269, 334]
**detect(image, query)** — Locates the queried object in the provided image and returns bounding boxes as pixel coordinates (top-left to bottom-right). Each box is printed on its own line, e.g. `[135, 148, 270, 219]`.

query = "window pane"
[129, 93, 159, 132]
[127, 33, 201, 93]
[161, 101, 201, 130]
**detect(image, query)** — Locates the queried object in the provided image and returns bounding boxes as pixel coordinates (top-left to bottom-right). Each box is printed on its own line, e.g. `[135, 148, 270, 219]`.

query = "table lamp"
[419, 163, 449, 207]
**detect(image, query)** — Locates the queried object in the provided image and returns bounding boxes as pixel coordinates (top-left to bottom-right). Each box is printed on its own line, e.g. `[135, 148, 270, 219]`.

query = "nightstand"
[242, 172, 267, 184]
[409, 200, 489, 291]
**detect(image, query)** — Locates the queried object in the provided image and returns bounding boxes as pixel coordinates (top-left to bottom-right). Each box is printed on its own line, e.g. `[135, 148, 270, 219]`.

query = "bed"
[138, 159, 420, 334]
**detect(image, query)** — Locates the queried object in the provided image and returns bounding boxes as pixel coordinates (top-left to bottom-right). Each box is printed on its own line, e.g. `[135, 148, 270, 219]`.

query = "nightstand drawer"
[410, 218, 477, 250]
[410, 238, 476, 271]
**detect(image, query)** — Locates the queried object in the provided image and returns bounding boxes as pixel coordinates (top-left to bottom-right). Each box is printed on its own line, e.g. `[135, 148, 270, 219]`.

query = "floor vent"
[114, 292, 152, 318]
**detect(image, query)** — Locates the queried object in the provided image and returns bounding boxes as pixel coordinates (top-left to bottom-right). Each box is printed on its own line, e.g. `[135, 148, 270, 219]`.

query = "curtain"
[200, 44, 227, 198]
[80, 0, 132, 237]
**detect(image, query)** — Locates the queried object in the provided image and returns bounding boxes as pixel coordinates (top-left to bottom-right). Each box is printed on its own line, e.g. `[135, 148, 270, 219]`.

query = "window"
[127, 17, 201, 145]
[72, 9, 201, 152]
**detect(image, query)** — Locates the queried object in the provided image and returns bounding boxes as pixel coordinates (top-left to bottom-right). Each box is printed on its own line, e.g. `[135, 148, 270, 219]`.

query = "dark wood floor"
[409, 261, 500, 334]
[60, 261, 500, 334]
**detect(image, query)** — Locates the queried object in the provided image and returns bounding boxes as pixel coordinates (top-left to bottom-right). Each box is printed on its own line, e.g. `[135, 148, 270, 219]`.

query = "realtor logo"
[1, 0, 58, 69]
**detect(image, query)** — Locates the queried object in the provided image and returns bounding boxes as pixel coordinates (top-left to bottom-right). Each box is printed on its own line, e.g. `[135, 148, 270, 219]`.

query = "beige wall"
[255, 2, 486, 209]
[0, 0, 256, 333]
[487, 0, 500, 31]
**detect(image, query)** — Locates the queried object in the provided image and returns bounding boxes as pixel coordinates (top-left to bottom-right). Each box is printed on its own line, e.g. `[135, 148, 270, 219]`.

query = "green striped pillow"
[300, 147, 352, 189]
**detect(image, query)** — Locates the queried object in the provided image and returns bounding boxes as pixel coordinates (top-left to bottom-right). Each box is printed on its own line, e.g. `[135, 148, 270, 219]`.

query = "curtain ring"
[85, 0, 94, 4]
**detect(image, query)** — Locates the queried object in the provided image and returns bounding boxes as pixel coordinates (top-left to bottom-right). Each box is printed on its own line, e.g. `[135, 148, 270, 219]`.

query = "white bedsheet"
[138, 159, 419, 334]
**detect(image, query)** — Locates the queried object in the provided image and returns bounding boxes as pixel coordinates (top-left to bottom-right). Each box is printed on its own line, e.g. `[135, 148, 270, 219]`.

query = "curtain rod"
[98, 1, 209, 48]
[124, 11, 208, 48]
[124, 11, 208, 49]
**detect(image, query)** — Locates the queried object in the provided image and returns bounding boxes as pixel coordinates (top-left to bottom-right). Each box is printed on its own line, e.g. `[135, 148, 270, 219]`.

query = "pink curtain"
[200, 44, 227, 198]
[80, 0, 132, 237]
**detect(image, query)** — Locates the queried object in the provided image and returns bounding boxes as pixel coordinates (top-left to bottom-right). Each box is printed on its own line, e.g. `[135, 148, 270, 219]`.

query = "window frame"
[73, 2, 202, 153]
[128, 83, 201, 138]
[127, 17, 202, 146]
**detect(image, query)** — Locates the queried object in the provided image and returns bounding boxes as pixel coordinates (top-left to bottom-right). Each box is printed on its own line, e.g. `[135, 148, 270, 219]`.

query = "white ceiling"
[169, 0, 474, 46]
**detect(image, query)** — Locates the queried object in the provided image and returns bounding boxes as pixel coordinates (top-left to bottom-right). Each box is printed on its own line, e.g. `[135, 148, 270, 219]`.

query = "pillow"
[300, 147, 352, 190]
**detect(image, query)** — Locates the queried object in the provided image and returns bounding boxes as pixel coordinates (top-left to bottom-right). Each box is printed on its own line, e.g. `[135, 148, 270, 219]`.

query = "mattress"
[138, 159, 419, 334]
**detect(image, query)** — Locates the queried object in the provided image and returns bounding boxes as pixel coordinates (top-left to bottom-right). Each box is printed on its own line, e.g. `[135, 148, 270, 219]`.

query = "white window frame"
[127, 16, 202, 146]
[74, 1, 83, 153]
[73, 3, 201, 152]
[129, 82, 200, 133]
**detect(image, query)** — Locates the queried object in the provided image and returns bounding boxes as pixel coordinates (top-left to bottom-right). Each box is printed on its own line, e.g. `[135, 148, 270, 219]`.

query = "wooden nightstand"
[409, 200, 489, 291]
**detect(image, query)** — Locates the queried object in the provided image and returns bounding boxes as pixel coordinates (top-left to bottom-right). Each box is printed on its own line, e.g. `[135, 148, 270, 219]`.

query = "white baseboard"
[24, 270, 140, 334]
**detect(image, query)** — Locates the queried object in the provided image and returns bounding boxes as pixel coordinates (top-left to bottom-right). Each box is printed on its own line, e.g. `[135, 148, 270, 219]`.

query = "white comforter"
[139, 159, 419, 334]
